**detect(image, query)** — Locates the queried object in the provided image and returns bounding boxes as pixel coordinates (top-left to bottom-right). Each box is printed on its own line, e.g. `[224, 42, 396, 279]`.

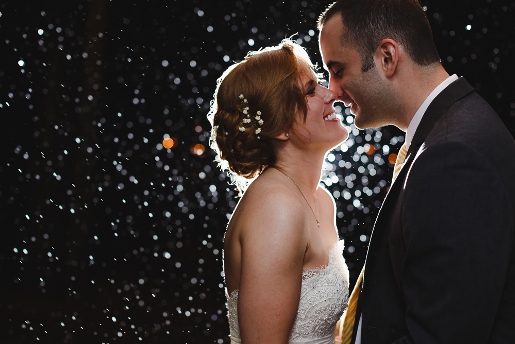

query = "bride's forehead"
[296, 58, 316, 77]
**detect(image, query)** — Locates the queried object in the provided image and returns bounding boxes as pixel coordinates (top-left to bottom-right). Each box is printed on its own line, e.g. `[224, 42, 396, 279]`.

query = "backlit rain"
[1, 0, 514, 342]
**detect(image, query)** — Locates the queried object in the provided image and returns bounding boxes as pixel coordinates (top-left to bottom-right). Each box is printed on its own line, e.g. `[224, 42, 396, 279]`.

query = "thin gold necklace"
[271, 167, 320, 227]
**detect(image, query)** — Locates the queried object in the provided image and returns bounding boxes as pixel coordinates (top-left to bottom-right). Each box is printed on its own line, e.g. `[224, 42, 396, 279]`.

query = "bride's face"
[291, 59, 349, 151]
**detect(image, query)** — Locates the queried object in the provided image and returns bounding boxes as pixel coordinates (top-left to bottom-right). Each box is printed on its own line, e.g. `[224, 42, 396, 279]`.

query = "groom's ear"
[375, 39, 399, 78]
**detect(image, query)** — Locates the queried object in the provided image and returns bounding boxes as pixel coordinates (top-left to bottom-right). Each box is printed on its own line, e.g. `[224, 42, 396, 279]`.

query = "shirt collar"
[405, 74, 459, 149]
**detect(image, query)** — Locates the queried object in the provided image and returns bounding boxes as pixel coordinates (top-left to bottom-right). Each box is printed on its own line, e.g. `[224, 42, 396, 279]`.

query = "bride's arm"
[238, 188, 308, 344]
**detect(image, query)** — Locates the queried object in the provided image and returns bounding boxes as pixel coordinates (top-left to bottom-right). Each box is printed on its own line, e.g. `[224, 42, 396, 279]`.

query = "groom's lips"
[349, 101, 357, 115]
[341, 98, 357, 114]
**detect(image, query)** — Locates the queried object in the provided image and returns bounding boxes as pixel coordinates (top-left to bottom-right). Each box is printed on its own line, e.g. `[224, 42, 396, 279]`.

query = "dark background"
[1, 0, 513, 343]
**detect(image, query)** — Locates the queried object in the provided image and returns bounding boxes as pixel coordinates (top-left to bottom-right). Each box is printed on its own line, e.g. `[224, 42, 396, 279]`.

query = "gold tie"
[336, 269, 364, 344]
[392, 142, 408, 182]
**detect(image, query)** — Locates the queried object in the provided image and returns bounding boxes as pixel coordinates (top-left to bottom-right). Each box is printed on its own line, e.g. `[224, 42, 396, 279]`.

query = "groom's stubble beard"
[351, 66, 393, 130]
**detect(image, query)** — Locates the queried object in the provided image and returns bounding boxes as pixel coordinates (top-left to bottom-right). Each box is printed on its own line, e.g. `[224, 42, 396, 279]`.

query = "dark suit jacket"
[355, 78, 515, 344]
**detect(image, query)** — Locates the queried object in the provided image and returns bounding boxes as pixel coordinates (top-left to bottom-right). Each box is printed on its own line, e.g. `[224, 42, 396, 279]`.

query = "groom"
[318, 1, 515, 343]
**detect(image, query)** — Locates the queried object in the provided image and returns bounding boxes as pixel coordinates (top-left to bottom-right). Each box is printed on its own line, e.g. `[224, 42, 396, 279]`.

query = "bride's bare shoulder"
[238, 171, 298, 202]
[231, 173, 307, 237]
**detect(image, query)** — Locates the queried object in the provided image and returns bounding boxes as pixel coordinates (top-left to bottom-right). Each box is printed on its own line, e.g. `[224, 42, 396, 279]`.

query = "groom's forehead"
[319, 18, 356, 58]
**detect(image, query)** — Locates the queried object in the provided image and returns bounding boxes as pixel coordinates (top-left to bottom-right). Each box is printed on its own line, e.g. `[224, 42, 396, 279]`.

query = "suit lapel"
[377, 77, 476, 257]
[389, 78, 475, 184]
[356, 78, 476, 342]
[406, 77, 474, 158]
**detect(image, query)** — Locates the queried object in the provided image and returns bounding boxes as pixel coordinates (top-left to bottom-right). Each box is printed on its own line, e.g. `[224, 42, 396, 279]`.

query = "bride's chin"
[339, 126, 350, 140]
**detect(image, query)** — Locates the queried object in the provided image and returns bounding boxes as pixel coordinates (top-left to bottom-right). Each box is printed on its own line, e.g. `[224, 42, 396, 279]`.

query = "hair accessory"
[237, 94, 264, 139]
[210, 124, 218, 138]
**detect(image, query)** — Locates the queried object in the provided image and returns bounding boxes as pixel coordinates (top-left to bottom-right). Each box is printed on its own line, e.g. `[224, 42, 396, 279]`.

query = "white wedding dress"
[226, 240, 349, 343]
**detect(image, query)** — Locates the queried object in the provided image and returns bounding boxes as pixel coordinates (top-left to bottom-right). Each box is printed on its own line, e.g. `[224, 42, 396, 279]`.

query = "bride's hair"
[207, 38, 314, 194]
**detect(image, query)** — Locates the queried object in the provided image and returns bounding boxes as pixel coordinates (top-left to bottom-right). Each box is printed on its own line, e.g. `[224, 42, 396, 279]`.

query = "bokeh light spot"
[190, 143, 205, 156]
[388, 153, 398, 165]
[162, 137, 177, 149]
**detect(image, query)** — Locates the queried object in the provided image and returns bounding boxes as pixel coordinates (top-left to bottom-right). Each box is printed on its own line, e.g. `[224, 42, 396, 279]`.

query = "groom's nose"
[328, 76, 344, 100]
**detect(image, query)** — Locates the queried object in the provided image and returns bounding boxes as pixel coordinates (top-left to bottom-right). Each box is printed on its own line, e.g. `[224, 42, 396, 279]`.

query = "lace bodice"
[226, 240, 349, 343]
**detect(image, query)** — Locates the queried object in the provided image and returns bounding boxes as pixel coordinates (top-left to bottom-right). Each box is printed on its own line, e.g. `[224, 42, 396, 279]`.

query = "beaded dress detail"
[226, 240, 349, 343]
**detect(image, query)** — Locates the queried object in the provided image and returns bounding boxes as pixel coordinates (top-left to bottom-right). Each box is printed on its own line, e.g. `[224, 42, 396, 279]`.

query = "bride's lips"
[323, 112, 342, 121]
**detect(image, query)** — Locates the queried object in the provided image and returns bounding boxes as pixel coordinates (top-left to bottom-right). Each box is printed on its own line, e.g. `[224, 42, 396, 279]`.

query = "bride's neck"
[269, 161, 323, 194]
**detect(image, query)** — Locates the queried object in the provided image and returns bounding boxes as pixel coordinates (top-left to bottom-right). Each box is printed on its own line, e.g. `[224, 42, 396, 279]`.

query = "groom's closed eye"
[325, 61, 344, 78]
[330, 65, 344, 78]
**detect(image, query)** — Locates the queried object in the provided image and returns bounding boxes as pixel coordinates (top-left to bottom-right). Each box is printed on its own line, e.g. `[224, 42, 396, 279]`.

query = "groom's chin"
[353, 113, 386, 131]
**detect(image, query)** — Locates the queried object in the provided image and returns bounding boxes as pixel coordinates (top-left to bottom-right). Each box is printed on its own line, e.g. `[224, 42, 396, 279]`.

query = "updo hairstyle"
[207, 39, 314, 192]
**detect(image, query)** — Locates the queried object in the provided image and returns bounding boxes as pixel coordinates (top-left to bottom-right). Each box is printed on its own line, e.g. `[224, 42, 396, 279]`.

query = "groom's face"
[319, 16, 387, 129]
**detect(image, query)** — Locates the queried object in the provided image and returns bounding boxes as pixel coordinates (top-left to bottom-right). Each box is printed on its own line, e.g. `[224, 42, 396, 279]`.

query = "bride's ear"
[274, 132, 289, 141]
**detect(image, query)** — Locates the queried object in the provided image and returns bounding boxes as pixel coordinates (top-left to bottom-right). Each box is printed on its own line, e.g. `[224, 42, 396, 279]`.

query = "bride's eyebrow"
[304, 79, 315, 91]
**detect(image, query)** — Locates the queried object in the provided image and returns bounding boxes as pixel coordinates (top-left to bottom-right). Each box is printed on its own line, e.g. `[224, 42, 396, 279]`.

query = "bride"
[208, 38, 350, 344]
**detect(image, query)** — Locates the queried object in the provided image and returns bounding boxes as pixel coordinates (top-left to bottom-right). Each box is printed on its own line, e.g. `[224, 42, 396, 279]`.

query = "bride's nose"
[323, 88, 337, 104]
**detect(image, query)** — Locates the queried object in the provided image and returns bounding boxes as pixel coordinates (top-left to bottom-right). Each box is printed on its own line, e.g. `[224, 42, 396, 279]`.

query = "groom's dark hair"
[318, 0, 441, 72]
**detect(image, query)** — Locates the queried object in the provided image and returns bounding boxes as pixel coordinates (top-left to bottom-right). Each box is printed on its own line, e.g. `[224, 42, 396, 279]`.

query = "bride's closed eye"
[304, 79, 317, 96]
